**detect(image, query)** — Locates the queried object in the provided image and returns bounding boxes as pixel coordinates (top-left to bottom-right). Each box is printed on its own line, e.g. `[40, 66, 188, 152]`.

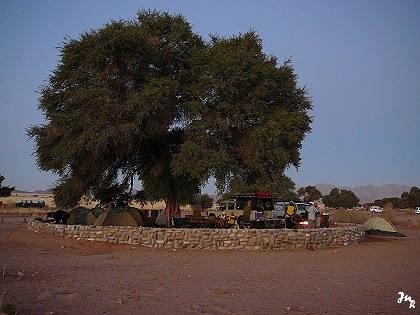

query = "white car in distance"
[369, 206, 384, 213]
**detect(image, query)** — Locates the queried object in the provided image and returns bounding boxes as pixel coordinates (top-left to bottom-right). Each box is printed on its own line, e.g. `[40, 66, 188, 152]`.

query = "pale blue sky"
[0, 1, 419, 193]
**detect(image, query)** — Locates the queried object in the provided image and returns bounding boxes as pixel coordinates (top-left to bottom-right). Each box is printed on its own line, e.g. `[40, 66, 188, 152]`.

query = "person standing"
[241, 200, 252, 228]
[285, 201, 296, 229]
[306, 202, 318, 229]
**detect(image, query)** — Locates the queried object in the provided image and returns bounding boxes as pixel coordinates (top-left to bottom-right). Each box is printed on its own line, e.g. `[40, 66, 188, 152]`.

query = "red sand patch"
[1, 215, 419, 314]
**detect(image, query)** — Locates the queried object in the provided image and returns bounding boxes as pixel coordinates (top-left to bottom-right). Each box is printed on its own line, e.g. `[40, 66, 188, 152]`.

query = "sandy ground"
[1, 213, 419, 315]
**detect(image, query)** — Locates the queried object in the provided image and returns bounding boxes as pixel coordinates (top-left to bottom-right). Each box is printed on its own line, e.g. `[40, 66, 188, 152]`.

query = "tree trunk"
[165, 198, 180, 227]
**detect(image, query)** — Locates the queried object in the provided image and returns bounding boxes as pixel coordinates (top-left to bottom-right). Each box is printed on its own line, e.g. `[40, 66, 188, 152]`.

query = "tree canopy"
[0, 175, 15, 197]
[28, 10, 312, 225]
[297, 186, 322, 202]
[173, 33, 312, 195]
[374, 186, 420, 209]
[191, 194, 214, 216]
[323, 188, 359, 209]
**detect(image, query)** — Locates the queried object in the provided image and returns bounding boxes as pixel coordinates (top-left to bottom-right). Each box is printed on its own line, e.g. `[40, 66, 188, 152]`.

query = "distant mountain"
[314, 183, 412, 204]
[13, 189, 54, 195]
[33, 189, 54, 195]
[315, 184, 337, 196]
[11, 184, 414, 204]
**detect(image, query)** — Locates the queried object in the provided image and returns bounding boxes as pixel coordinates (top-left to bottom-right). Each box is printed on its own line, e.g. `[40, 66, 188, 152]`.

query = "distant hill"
[11, 184, 414, 205]
[13, 188, 54, 195]
[314, 183, 412, 204]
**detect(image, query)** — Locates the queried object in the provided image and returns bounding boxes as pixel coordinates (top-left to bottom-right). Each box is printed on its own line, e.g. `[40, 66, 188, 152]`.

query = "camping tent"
[363, 217, 405, 237]
[67, 207, 96, 225]
[90, 207, 104, 218]
[93, 207, 144, 227]
[126, 207, 145, 226]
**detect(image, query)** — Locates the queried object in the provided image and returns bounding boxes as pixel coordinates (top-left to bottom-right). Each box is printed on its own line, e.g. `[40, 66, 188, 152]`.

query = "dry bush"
[383, 202, 394, 211]
[380, 209, 397, 225]
[0, 206, 50, 216]
[330, 208, 371, 224]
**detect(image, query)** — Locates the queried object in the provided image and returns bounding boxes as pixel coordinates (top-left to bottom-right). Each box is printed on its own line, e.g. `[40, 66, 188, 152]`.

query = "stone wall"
[27, 222, 365, 250]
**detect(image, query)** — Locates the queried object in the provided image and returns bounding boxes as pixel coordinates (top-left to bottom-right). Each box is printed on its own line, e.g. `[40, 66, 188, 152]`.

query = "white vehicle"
[273, 201, 309, 218]
[369, 206, 383, 213]
[415, 207, 420, 214]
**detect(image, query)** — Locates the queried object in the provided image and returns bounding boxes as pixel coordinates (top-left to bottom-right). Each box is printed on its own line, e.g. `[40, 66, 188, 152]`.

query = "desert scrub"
[380, 203, 397, 225]
[380, 210, 396, 225]
[331, 208, 371, 224]
[0, 206, 50, 216]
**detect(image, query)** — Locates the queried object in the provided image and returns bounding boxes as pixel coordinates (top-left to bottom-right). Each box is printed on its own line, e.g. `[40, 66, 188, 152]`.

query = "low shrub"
[330, 208, 370, 224]
[380, 208, 397, 225]
[0, 206, 50, 216]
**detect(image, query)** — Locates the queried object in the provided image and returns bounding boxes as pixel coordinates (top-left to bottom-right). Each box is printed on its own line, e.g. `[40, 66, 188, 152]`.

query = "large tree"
[29, 10, 204, 225]
[400, 187, 420, 208]
[29, 10, 312, 226]
[323, 188, 359, 209]
[374, 186, 420, 209]
[172, 33, 312, 196]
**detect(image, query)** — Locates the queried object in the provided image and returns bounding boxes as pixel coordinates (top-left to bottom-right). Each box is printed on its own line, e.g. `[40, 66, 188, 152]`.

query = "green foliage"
[53, 177, 86, 208]
[224, 173, 298, 200]
[323, 188, 359, 209]
[28, 10, 312, 221]
[173, 33, 312, 195]
[374, 197, 401, 208]
[400, 187, 420, 208]
[191, 194, 214, 215]
[297, 185, 322, 202]
[197, 194, 214, 210]
[373, 187, 419, 209]
[29, 10, 204, 211]
[0, 175, 15, 197]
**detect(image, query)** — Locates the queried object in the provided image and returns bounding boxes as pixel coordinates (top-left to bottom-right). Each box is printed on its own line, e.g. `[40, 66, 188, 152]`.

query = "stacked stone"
[27, 222, 365, 250]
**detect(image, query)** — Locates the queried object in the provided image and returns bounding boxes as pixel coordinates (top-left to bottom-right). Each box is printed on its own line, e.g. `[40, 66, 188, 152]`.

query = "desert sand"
[1, 213, 419, 315]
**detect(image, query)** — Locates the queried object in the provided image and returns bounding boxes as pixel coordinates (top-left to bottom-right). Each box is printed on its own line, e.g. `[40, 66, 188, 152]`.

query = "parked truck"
[15, 199, 46, 208]
[212, 192, 311, 228]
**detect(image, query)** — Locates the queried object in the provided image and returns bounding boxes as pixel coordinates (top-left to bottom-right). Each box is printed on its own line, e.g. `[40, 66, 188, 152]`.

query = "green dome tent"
[68, 207, 96, 225]
[363, 217, 405, 237]
[90, 207, 104, 218]
[92, 207, 144, 227]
